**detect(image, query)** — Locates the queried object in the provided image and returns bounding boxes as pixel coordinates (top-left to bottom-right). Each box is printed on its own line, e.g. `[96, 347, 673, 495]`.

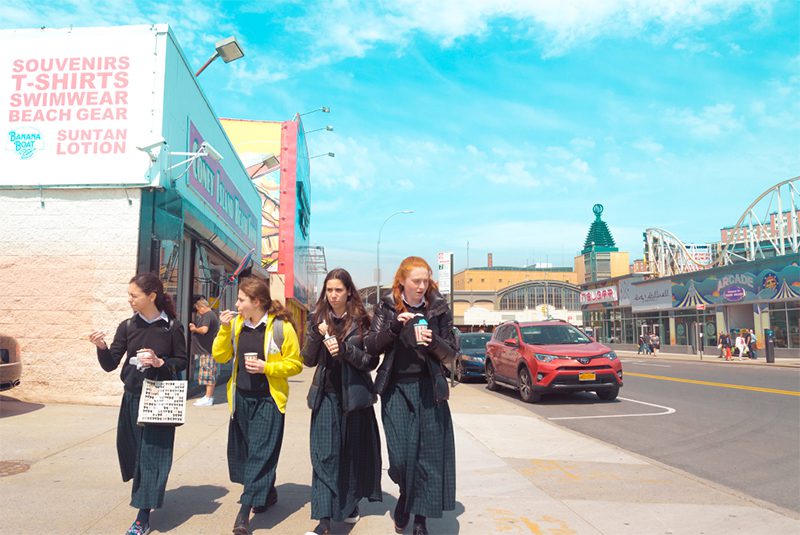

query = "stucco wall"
[0, 189, 141, 405]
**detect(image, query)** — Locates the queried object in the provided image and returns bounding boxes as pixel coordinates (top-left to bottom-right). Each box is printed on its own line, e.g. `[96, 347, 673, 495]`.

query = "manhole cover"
[0, 460, 30, 477]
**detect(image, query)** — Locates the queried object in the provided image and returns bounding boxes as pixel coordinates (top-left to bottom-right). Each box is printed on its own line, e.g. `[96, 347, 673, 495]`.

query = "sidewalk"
[615, 348, 800, 368]
[1, 366, 798, 534]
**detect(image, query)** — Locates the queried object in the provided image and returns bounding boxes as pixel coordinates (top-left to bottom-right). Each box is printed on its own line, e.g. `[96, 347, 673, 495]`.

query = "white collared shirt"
[402, 294, 427, 308]
[243, 312, 270, 329]
[138, 310, 169, 324]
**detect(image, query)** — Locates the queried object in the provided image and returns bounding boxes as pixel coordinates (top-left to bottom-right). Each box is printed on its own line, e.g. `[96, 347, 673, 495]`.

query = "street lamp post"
[376, 210, 414, 307]
[195, 36, 245, 77]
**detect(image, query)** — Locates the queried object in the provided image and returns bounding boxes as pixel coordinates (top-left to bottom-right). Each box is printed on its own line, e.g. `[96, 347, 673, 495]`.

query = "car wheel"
[455, 361, 465, 383]
[596, 386, 619, 401]
[485, 361, 499, 391]
[518, 367, 540, 403]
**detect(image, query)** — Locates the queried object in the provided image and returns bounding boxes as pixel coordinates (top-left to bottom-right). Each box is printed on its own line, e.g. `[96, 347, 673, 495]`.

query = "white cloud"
[665, 103, 741, 138]
[632, 138, 664, 154]
[570, 137, 596, 151]
[283, 0, 774, 67]
[0, 1, 238, 69]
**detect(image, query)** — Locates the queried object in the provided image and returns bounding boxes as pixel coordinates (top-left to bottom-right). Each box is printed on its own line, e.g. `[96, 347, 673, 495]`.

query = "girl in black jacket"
[88, 273, 187, 535]
[302, 268, 382, 535]
[366, 256, 456, 535]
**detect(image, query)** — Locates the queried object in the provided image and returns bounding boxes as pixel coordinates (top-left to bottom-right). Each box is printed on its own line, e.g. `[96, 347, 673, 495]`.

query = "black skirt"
[310, 390, 382, 521]
[117, 391, 176, 509]
[382, 379, 456, 518]
[227, 391, 285, 507]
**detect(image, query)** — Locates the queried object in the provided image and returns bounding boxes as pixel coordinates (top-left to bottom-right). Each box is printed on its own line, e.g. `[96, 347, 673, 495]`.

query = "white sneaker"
[193, 396, 213, 407]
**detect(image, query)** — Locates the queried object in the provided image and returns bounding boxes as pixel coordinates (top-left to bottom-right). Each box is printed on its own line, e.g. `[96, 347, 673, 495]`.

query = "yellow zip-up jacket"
[211, 314, 302, 414]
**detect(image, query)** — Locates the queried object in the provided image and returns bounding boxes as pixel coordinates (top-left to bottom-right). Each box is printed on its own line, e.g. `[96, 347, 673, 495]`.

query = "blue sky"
[3, 1, 798, 288]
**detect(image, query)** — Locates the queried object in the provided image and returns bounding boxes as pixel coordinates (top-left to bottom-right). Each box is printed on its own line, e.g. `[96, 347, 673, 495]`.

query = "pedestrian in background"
[88, 273, 188, 535]
[212, 277, 303, 535]
[735, 330, 747, 358]
[749, 329, 758, 359]
[637, 333, 647, 354]
[190, 296, 220, 406]
[302, 268, 382, 535]
[366, 256, 457, 535]
[719, 331, 733, 360]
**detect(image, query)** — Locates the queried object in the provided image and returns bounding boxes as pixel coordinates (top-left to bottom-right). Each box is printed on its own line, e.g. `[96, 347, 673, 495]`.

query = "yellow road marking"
[626, 372, 800, 396]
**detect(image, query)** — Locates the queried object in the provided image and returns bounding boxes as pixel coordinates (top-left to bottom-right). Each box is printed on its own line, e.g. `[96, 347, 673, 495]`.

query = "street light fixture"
[299, 106, 331, 116]
[376, 210, 414, 307]
[306, 125, 334, 134]
[248, 153, 280, 178]
[195, 36, 245, 77]
[309, 152, 335, 159]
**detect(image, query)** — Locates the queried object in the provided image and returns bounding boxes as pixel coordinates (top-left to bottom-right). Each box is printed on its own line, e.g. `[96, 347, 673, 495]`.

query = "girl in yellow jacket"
[212, 277, 302, 535]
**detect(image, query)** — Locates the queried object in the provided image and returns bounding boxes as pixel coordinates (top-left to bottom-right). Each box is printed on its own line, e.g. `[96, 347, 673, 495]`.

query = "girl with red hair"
[366, 256, 457, 535]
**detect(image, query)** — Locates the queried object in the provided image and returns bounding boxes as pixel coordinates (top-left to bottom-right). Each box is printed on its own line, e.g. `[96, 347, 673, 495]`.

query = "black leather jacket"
[366, 291, 456, 404]
[302, 316, 379, 413]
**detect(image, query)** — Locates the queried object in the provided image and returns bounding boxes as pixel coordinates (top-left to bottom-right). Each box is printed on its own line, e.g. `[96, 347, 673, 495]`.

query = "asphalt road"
[466, 358, 800, 514]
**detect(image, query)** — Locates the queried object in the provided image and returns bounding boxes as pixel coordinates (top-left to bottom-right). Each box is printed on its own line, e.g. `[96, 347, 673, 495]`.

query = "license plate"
[578, 372, 596, 381]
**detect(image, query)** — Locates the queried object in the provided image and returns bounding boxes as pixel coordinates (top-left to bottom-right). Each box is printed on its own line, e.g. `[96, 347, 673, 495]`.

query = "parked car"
[485, 320, 622, 402]
[0, 342, 21, 391]
[454, 332, 492, 382]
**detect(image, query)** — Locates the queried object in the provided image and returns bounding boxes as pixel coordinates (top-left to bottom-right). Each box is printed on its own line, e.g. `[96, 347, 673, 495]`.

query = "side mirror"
[503, 338, 518, 347]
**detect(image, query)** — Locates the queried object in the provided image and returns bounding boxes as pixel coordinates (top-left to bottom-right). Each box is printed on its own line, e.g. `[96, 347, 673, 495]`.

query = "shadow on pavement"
[0, 395, 44, 418]
[249, 482, 311, 530]
[484, 385, 622, 406]
[360, 494, 464, 534]
[155, 484, 229, 532]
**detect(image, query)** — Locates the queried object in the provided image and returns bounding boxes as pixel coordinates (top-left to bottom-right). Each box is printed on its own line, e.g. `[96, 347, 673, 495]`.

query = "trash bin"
[764, 329, 775, 363]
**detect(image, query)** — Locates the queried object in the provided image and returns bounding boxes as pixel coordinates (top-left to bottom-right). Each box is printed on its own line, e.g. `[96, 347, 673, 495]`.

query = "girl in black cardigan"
[302, 268, 382, 535]
[88, 273, 187, 535]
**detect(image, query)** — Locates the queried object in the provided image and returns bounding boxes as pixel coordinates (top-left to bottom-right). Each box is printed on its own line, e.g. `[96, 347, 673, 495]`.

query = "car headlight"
[461, 355, 484, 363]
[601, 351, 618, 360]
[535, 353, 568, 363]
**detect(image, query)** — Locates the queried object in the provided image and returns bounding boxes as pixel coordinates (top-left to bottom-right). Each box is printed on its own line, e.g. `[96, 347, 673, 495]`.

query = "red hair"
[391, 256, 439, 313]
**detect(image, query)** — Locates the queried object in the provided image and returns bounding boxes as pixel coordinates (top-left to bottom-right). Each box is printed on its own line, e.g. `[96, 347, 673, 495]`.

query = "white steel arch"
[718, 177, 799, 265]
[643, 228, 717, 278]
[644, 177, 799, 277]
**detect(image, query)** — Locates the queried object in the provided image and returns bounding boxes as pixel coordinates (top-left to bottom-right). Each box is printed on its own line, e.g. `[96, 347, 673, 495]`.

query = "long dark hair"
[130, 273, 176, 318]
[238, 277, 295, 330]
[312, 268, 370, 342]
[392, 256, 439, 314]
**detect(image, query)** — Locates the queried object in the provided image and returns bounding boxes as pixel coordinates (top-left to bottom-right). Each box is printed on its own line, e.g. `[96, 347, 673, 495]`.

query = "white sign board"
[628, 279, 673, 311]
[438, 251, 452, 294]
[580, 285, 618, 305]
[0, 26, 162, 186]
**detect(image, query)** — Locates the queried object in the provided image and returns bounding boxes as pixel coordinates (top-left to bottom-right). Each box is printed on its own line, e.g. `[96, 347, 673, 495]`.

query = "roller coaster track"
[644, 177, 799, 277]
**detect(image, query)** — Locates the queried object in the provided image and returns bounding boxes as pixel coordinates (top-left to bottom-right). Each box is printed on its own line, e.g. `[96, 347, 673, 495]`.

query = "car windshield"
[520, 325, 591, 345]
[459, 334, 491, 349]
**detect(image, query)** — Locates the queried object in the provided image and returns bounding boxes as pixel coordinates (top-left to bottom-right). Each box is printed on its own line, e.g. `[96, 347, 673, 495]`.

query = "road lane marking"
[548, 397, 675, 420]
[623, 360, 671, 368]
[626, 372, 800, 396]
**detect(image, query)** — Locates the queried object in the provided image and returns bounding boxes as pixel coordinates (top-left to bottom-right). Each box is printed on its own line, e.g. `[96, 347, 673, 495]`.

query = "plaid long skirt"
[310, 391, 382, 521]
[117, 391, 176, 509]
[381, 380, 456, 519]
[228, 392, 285, 507]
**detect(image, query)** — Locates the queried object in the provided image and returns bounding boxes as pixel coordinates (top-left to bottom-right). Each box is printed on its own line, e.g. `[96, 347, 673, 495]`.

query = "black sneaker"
[252, 487, 278, 514]
[304, 518, 330, 535]
[394, 495, 409, 533]
[344, 505, 360, 524]
[232, 513, 250, 535]
[412, 516, 428, 535]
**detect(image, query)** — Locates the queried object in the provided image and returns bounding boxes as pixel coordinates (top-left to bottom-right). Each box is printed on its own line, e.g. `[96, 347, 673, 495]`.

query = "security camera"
[200, 141, 223, 162]
[136, 137, 167, 162]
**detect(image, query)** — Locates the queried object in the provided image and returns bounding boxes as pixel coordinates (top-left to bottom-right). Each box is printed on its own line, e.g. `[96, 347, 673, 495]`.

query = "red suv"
[485, 320, 622, 402]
